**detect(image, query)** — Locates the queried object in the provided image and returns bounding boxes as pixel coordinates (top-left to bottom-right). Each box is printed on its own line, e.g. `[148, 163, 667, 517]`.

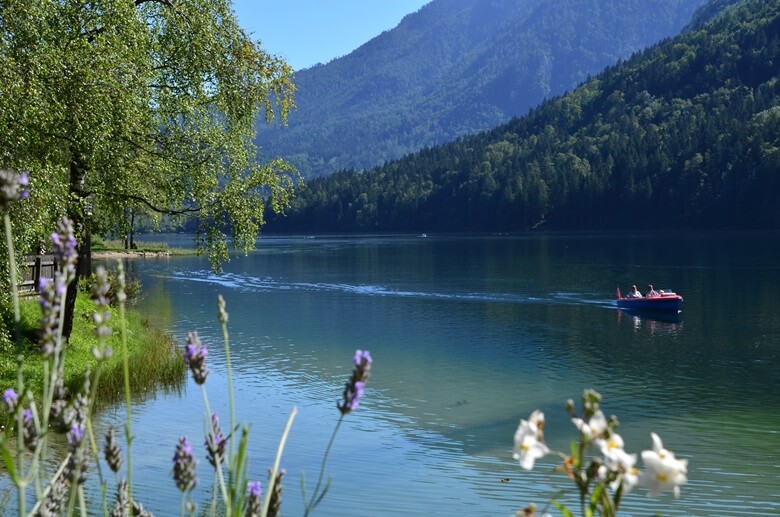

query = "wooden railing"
[19, 254, 58, 296]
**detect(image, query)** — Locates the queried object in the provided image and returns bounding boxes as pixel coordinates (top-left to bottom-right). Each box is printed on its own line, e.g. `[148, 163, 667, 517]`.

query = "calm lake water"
[7, 233, 780, 515]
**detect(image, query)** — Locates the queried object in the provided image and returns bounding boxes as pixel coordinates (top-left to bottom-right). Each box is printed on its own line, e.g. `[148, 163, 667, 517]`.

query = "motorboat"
[615, 288, 683, 312]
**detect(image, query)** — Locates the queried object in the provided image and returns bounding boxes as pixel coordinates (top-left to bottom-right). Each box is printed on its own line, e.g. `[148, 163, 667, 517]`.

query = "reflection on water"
[616, 308, 684, 334]
[2, 233, 779, 516]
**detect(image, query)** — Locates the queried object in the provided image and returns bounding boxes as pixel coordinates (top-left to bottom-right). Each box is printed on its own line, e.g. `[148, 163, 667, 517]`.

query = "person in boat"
[627, 285, 643, 298]
[646, 284, 659, 297]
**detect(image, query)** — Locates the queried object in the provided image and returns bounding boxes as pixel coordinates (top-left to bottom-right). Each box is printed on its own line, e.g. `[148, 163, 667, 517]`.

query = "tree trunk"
[63, 157, 89, 341]
[130, 209, 136, 249]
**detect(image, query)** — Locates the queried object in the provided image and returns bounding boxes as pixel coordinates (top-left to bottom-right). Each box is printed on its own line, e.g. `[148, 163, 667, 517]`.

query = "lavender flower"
[0, 168, 29, 207]
[51, 373, 89, 436]
[183, 331, 209, 385]
[110, 480, 156, 517]
[354, 349, 373, 368]
[266, 468, 286, 517]
[338, 349, 373, 415]
[245, 481, 262, 517]
[92, 266, 112, 340]
[18, 171, 29, 200]
[104, 427, 123, 473]
[65, 447, 88, 486]
[68, 423, 85, 448]
[217, 294, 228, 324]
[38, 276, 65, 358]
[23, 408, 38, 451]
[37, 466, 69, 516]
[49, 218, 78, 288]
[3, 388, 18, 413]
[110, 480, 130, 517]
[37, 220, 78, 357]
[205, 413, 227, 468]
[172, 436, 197, 492]
[48, 376, 67, 428]
[115, 262, 127, 304]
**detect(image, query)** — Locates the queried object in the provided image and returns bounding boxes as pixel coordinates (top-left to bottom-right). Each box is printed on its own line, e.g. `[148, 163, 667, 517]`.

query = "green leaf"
[550, 499, 575, 517]
[0, 446, 19, 485]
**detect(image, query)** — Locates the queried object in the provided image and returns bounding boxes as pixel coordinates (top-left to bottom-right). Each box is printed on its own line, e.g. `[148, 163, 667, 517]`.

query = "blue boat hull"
[616, 294, 682, 312]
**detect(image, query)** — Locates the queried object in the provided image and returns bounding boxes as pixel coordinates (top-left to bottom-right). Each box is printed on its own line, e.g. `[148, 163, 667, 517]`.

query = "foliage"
[256, 0, 708, 179]
[265, 0, 780, 233]
[0, 0, 298, 269]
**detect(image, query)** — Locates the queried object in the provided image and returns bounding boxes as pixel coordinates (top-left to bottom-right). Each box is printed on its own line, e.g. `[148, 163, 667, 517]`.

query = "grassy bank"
[0, 291, 186, 425]
[92, 236, 193, 256]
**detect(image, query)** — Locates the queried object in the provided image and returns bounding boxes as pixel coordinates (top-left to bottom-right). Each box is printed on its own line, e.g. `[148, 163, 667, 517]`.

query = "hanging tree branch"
[97, 191, 218, 216]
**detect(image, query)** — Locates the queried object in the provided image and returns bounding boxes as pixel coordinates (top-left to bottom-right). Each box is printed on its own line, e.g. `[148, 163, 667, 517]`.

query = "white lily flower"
[513, 410, 549, 470]
[571, 409, 608, 440]
[597, 432, 639, 493]
[617, 466, 640, 494]
[597, 433, 636, 471]
[638, 433, 688, 497]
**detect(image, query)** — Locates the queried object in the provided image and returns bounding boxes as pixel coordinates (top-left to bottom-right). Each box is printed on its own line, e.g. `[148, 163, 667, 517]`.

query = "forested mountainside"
[256, 0, 707, 179]
[264, 0, 780, 233]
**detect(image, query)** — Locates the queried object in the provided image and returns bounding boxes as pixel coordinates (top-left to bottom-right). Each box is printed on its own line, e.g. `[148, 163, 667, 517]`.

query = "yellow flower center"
[657, 473, 668, 482]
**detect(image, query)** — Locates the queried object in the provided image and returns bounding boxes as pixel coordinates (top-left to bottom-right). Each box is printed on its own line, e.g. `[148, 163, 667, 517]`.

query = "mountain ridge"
[257, 0, 707, 178]
[264, 0, 780, 233]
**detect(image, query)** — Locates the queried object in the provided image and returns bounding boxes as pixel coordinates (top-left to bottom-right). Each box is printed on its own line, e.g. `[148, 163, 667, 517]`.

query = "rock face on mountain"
[256, 0, 707, 178]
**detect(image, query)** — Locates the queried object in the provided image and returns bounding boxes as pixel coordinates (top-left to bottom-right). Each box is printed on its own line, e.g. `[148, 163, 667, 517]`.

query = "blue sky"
[232, 0, 430, 71]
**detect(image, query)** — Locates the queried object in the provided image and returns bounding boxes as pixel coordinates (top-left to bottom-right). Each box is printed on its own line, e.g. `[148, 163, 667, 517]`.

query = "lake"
[8, 232, 780, 515]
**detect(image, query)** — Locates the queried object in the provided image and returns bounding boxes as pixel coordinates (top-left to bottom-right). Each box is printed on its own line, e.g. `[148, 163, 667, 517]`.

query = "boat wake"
[161, 269, 613, 308]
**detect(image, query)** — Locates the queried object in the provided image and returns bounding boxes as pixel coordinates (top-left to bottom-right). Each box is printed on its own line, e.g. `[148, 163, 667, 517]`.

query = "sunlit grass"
[0, 292, 185, 427]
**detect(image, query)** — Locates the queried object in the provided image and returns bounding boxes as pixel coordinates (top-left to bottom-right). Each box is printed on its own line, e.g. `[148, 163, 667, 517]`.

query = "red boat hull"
[616, 294, 683, 312]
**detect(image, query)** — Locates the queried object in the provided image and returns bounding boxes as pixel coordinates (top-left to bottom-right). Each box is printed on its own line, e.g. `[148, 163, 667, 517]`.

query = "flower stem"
[4, 211, 26, 516]
[3, 212, 20, 334]
[15, 363, 25, 517]
[199, 384, 229, 506]
[117, 261, 134, 511]
[262, 407, 297, 517]
[218, 307, 236, 458]
[304, 415, 343, 517]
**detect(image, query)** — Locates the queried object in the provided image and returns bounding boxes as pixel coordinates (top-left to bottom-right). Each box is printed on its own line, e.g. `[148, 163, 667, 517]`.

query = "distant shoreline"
[92, 250, 173, 259]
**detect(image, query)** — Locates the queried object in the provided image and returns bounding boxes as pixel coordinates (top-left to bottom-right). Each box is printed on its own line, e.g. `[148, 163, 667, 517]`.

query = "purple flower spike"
[0, 168, 30, 207]
[38, 274, 64, 358]
[350, 381, 366, 410]
[183, 331, 209, 385]
[18, 172, 29, 200]
[338, 350, 373, 415]
[22, 408, 37, 451]
[205, 413, 227, 468]
[172, 436, 197, 492]
[50, 218, 78, 282]
[3, 388, 18, 413]
[354, 349, 373, 367]
[247, 480, 261, 499]
[68, 424, 85, 448]
[246, 480, 262, 516]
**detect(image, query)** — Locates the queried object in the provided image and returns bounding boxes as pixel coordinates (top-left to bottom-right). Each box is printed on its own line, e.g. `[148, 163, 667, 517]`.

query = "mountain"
[256, 0, 708, 179]
[265, 0, 780, 233]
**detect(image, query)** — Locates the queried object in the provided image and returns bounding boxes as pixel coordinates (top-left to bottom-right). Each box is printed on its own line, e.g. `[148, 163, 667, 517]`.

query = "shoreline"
[92, 250, 173, 259]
